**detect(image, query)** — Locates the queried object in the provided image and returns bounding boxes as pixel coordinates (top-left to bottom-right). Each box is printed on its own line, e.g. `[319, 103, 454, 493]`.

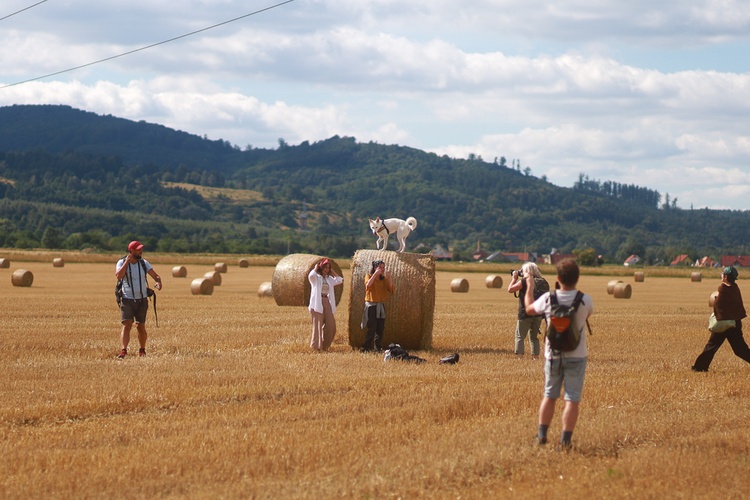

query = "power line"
[1, 0, 296, 89]
[0, 0, 48, 22]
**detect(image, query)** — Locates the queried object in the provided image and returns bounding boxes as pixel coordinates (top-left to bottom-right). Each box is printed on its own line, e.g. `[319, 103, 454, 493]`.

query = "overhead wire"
[0, 0, 48, 22]
[1, 0, 296, 89]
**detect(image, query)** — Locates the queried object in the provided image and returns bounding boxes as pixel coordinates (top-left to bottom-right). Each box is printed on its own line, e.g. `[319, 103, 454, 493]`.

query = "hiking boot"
[138, 348, 146, 357]
[117, 349, 127, 359]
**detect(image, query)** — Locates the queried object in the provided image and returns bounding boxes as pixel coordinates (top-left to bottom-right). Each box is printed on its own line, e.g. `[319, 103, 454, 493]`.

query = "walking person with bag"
[508, 262, 549, 359]
[115, 241, 162, 359]
[692, 266, 750, 372]
[307, 258, 344, 352]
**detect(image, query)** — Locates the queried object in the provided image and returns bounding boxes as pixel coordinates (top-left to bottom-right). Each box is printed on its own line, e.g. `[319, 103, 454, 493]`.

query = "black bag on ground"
[546, 291, 585, 353]
[384, 343, 426, 363]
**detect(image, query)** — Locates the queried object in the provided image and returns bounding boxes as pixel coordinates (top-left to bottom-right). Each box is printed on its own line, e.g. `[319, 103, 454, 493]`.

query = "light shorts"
[543, 357, 587, 402]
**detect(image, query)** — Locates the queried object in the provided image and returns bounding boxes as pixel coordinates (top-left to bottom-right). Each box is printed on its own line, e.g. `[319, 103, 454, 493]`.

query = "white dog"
[369, 217, 418, 252]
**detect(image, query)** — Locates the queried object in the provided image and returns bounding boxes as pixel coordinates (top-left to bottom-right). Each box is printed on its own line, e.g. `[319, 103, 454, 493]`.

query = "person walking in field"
[524, 258, 593, 449]
[692, 266, 750, 372]
[307, 258, 344, 352]
[115, 240, 162, 359]
[508, 262, 549, 359]
[360, 259, 395, 352]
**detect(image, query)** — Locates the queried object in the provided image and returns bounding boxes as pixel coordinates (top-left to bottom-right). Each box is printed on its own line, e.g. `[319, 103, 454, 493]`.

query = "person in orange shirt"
[360, 260, 395, 352]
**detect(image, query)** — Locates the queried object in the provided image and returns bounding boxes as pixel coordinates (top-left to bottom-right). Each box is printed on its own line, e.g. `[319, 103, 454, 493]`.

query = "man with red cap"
[115, 240, 162, 358]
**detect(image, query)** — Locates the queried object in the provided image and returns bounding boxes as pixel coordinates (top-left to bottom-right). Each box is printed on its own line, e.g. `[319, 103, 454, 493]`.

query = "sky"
[2, 0, 750, 210]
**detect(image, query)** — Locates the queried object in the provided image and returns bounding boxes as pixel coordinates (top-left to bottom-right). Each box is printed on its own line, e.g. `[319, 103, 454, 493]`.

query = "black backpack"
[546, 291, 584, 353]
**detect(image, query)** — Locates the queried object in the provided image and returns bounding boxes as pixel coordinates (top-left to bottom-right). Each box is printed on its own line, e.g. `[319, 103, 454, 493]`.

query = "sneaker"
[117, 349, 127, 359]
[537, 436, 548, 446]
[138, 348, 146, 357]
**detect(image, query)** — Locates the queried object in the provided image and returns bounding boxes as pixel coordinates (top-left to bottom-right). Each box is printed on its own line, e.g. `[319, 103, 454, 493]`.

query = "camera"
[510, 269, 523, 278]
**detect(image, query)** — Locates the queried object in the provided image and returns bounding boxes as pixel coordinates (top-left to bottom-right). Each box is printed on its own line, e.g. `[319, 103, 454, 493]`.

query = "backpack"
[546, 291, 585, 353]
[383, 343, 426, 363]
[533, 277, 550, 300]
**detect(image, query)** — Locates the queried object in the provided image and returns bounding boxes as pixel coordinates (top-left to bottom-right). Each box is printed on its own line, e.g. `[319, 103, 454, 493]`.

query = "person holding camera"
[361, 259, 395, 352]
[115, 240, 162, 359]
[308, 258, 344, 352]
[507, 262, 549, 359]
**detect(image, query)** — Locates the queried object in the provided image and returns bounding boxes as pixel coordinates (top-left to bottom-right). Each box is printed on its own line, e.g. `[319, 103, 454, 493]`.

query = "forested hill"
[0, 104, 749, 263]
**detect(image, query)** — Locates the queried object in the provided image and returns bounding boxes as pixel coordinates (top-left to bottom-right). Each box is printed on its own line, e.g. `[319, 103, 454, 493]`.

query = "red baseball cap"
[128, 240, 144, 252]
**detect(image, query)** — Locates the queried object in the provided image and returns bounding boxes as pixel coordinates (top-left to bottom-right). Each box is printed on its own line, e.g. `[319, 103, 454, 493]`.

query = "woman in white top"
[307, 258, 344, 351]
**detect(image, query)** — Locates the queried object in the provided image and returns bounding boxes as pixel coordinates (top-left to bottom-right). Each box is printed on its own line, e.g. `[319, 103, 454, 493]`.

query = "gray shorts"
[121, 298, 148, 324]
[543, 357, 587, 402]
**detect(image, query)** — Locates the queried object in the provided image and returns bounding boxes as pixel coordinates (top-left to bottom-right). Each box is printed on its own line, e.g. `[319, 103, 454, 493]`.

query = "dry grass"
[1, 257, 749, 498]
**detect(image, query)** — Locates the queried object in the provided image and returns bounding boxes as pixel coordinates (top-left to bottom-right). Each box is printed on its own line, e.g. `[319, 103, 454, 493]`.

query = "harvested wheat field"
[1, 257, 749, 498]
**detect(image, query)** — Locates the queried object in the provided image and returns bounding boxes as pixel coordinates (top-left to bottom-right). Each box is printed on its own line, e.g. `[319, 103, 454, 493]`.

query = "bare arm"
[148, 268, 162, 290]
[523, 274, 538, 316]
[507, 271, 523, 293]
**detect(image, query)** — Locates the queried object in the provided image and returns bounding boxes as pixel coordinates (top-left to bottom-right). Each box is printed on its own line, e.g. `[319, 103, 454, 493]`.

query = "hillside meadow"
[1, 252, 749, 498]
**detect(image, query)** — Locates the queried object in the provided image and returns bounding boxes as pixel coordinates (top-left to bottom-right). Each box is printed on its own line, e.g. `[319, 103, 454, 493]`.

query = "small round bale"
[634, 271, 645, 282]
[52, 258, 65, 268]
[709, 291, 718, 308]
[238, 258, 249, 268]
[172, 266, 187, 278]
[485, 275, 503, 288]
[204, 271, 222, 286]
[11, 269, 33, 287]
[0, 258, 9, 268]
[258, 281, 273, 298]
[691, 272, 702, 282]
[272, 254, 343, 307]
[451, 278, 470, 293]
[215, 262, 228, 273]
[613, 282, 632, 299]
[607, 280, 623, 295]
[191, 278, 214, 295]
[348, 250, 436, 351]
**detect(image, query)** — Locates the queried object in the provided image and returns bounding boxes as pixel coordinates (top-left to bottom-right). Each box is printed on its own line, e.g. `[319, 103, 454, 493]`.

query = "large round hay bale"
[348, 250, 436, 351]
[52, 258, 65, 268]
[172, 265, 187, 278]
[709, 291, 718, 308]
[691, 272, 702, 282]
[238, 258, 249, 268]
[215, 262, 228, 273]
[634, 271, 645, 282]
[607, 280, 623, 294]
[11, 269, 33, 287]
[190, 278, 214, 295]
[0, 258, 9, 268]
[485, 275, 503, 288]
[204, 271, 222, 286]
[258, 281, 273, 298]
[272, 254, 343, 307]
[613, 282, 632, 299]
[451, 278, 470, 293]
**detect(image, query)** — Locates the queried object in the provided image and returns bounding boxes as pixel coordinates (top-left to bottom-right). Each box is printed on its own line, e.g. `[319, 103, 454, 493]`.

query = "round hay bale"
[709, 291, 718, 308]
[258, 281, 273, 298]
[238, 258, 249, 268]
[215, 262, 228, 273]
[607, 280, 623, 294]
[204, 271, 222, 286]
[613, 282, 632, 299]
[191, 278, 214, 295]
[0, 258, 9, 268]
[272, 254, 344, 307]
[485, 275, 503, 288]
[348, 250, 436, 351]
[172, 266, 187, 278]
[11, 269, 33, 287]
[451, 278, 470, 293]
[52, 258, 65, 268]
[634, 271, 645, 282]
[691, 272, 702, 282]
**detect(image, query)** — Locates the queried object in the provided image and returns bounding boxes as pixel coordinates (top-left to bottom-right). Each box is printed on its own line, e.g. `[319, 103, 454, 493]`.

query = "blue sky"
[2, 0, 749, 210]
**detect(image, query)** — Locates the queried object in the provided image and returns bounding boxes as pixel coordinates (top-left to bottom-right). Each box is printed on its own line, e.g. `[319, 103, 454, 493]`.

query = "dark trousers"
[693, 321, 750, 371]
[362, 305, 385, 351]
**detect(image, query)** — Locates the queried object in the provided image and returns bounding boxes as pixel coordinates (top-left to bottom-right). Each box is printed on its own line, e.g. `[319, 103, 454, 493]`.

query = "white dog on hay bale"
[369, 217, 417, 252]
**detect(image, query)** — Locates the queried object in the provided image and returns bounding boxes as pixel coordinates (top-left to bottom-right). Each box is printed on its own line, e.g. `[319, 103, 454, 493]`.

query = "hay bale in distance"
[172, 266, 187, 278]
[258, 282, 273, 298]
[348, 250, 436, 351]
[215, 262, 228, 273]
[691, 272, 702, 282]
[451, 278, 470, 293]
[52, 258, 65, 268]
[709, 291, 718, 308]
[191, 278, 214, 295]
[634, 271, 645, 282]
[204, 271, 222, 286]
[11, 269, 33, 287]
[613, 282, 632, 299]
[0, 258, 9, 268]
[607, 280, 623, 295]
[485, 275, 503, 288]
[272, 254, 343, 307]
[238, 258, 249, 268]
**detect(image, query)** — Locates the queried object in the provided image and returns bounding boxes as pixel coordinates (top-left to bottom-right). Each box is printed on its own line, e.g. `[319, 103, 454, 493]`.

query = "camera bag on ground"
[546, 291, 584, 353]
[115, 256, 158, 327]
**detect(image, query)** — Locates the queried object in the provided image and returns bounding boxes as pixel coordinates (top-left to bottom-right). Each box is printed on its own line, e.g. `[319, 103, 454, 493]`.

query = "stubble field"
[1, 253, 749, 498]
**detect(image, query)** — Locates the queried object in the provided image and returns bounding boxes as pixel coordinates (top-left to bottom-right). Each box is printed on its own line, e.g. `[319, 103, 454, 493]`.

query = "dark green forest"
[1, 104, 749, 263]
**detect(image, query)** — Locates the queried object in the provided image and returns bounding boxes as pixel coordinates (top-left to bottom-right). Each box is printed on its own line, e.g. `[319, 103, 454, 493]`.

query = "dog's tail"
[406, 217, 418, 230]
